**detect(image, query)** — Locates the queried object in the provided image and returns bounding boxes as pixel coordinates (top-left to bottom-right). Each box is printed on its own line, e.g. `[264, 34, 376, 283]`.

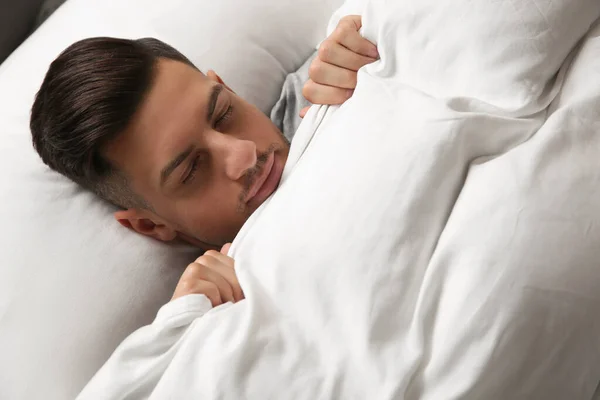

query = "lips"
[244, 151, 282, 206]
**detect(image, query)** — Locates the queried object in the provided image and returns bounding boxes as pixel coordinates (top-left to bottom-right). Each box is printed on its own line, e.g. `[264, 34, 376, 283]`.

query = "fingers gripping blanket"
[79, 1, 600, 399]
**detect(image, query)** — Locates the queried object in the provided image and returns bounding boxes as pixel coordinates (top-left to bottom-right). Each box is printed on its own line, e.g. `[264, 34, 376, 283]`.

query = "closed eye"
[182, 155, 200, 184]
[214, 105, 233, 128]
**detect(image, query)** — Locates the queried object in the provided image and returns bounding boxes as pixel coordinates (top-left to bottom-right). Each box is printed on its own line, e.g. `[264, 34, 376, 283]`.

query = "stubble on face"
[236, 143, 285, 213]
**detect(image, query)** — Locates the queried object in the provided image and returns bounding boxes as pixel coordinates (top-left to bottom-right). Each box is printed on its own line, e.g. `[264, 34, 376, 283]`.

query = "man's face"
[107, 59, 290, 248]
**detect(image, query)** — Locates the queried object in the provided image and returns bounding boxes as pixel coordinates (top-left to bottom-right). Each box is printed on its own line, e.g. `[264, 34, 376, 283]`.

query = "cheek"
[237, 104, 284, 144]
[175, 187, 249, 243]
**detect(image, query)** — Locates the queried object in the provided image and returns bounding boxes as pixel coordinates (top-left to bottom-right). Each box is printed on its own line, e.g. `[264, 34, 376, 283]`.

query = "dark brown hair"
[30, 37, 196, 208]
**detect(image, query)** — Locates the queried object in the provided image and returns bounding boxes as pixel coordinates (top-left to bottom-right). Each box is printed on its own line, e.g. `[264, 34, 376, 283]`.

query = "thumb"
[220, 243, 232, 255]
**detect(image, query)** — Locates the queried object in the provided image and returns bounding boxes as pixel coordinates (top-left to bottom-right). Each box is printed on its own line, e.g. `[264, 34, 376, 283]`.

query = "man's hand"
[300, 15, 378, 117]
[171, 243, 244, 306]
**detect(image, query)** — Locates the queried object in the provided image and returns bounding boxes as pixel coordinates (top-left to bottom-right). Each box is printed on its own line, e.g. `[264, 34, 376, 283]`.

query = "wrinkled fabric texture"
[78, 0, 600, 399]
[270, 51, 316, 141]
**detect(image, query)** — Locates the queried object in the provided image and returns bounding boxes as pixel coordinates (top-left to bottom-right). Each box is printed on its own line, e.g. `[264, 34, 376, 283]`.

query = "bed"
[1, 0, 600, 399]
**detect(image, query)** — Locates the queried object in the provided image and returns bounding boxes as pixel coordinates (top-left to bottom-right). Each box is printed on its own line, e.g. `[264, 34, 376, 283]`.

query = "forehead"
[130, 58, 208, 139]
[105, 59, 211, 191]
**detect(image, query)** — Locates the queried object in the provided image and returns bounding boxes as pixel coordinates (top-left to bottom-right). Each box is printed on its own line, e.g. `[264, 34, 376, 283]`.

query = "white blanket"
[78, 1, 600, 398]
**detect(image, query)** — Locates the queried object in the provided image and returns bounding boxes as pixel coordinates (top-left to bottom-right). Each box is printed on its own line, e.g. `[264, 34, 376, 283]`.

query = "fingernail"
[369, 47, 379, 58]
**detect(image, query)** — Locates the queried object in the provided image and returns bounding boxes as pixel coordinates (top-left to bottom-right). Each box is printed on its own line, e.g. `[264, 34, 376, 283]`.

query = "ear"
[114, 209, 177, 242]
[207, 69, 235, 93]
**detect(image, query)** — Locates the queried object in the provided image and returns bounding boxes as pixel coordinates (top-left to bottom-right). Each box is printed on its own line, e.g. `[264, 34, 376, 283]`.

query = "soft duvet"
[79, 0, 600, 398]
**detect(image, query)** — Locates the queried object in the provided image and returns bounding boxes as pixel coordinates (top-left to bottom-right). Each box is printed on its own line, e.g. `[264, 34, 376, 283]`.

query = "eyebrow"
[159, 85, 224, 187]
[206, 84, 224, 122]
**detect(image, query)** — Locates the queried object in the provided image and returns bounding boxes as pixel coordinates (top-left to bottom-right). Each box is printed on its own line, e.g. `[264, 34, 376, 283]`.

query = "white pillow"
[0, 0, 342, 399]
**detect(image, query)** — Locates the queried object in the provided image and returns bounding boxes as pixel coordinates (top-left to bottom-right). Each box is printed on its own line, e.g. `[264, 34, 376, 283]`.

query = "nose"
[206, 131, 257, 181]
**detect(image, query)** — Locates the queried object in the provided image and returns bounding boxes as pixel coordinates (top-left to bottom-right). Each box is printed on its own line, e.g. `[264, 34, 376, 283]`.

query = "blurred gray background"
[0, 0, 67, 64]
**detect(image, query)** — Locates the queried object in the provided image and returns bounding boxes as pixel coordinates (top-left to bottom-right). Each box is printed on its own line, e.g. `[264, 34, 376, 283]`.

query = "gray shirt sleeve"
[270, 51, 317, 142]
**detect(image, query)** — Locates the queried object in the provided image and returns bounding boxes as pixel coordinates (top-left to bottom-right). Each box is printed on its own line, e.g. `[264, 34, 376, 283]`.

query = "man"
[30, 16, 377, 307]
